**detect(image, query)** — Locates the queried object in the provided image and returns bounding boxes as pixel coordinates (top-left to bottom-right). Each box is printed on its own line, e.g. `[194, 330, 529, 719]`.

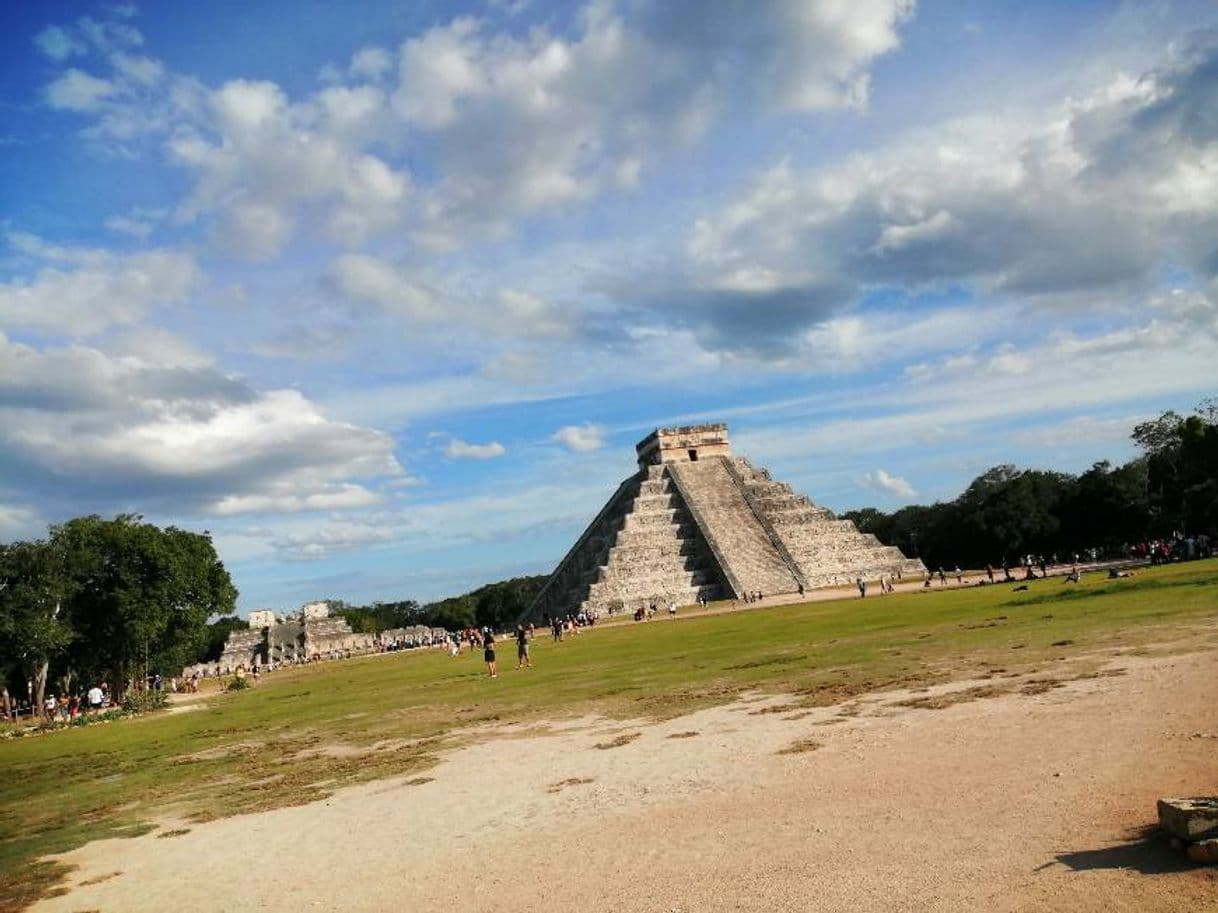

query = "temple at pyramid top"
[524, 421, 925, 623]
[635, 423, 731, 467]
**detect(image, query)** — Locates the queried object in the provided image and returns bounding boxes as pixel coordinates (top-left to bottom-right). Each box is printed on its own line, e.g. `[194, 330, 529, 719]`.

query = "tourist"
[986, 564, 995, 583]
[937, 567, 947, 585]
[515, 624, 532, 670]
[954, 566, 963, 584]
[668, 600, 677, 618]
[86, 682, 104, 714]
[483, 629, 498, 678]
[857, 577, 866, 598]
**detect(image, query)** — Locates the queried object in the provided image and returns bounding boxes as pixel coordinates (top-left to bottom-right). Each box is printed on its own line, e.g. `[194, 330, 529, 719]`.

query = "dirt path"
[35, 646, 1218, 913]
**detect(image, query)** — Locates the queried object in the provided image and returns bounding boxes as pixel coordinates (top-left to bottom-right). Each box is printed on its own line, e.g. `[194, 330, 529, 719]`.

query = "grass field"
[2, 559, 1216, 910]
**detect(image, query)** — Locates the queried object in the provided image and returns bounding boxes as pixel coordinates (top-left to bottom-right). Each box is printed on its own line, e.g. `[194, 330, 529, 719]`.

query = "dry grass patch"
[777, 738, 822, 755]
[594, 732, 641, 750]
[547, 777, 595, 794]
[0, 861, 74, 913]
[77, 872, 121, 887]
[896, 684, 1010, 710]
[666, 731, 699, 739]
[156, 828, 191, 839]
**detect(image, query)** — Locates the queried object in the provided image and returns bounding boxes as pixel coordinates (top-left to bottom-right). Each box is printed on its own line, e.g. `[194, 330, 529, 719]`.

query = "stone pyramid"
[527, 423, 925, 621]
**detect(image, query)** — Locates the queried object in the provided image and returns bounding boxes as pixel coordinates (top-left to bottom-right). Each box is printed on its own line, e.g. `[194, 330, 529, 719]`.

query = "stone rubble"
[1158, 797, 1218, 865]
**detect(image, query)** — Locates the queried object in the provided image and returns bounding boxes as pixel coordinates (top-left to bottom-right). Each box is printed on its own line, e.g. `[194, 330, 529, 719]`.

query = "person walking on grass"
[483, 628, 498, 678]
[857, 577, 867, 598]
[515, 624, 532, 670]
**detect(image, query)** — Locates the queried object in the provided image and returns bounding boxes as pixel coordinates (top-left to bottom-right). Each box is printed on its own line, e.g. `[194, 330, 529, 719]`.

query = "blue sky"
[2, 1, 1216, 612]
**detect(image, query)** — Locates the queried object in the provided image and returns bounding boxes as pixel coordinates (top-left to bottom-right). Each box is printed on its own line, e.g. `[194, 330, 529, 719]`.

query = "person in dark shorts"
[483, 629, 497, 678]
[515, 624, 532, 670]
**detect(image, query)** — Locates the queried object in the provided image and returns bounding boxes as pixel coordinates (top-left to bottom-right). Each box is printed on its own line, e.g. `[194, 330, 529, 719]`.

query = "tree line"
[841, 403, 1218, 570]
[1, 515, 236, 713]
[325, 575, 548, 635]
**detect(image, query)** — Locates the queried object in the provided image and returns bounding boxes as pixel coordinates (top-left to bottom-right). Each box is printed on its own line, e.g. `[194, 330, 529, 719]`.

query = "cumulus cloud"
[0, 333, 404, 518]
[44, 69, 116, 111]
[650, 32, 1218, 356]
[0, 236, 198, 336]
[391, 1, 912, 244]
[552, 423, 606, 452]
[444, 437, 506, 459]
[34, 26, 85, 62]
[330, 253, 578, 338]
[862, 469, 917, 499]
[39, 1, 912, 249]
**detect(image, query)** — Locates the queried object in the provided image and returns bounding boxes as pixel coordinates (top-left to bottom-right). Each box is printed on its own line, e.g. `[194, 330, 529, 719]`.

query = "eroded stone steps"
[667, 458, 800, 597]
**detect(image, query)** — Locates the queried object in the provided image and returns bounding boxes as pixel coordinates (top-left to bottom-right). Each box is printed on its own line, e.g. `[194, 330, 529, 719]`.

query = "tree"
[50, 515, 237, 692]
[1133, 402, 1218, 536]
[0, 539, 75, 711]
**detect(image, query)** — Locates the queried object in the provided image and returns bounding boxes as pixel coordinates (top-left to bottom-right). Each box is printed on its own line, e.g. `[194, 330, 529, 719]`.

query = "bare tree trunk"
[33, 660, 49, 718]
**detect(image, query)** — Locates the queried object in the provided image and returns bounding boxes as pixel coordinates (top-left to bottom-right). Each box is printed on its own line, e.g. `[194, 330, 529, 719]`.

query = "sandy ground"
[35, 644, 1218, 913]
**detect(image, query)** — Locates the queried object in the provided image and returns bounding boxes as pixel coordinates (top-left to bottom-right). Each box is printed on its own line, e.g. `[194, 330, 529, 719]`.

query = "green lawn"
[2, 559, 1216, 910]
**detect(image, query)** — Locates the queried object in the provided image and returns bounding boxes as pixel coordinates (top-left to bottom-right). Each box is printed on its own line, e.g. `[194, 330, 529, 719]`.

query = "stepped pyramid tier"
[525, 423, 926, 623]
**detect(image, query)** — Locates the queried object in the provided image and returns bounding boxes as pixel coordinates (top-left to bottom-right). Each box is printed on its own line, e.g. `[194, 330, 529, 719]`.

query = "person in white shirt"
[86, 685, 104, 712]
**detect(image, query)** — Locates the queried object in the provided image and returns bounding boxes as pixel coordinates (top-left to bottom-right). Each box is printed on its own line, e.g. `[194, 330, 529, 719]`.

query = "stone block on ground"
[1186, 838, 1218, 864]
[1157, 797, 1218, 842]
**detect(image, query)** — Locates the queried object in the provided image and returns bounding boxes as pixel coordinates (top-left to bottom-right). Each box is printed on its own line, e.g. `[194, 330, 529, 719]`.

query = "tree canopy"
[1, 515, 236, 705]
[843, 403, 1216, 569]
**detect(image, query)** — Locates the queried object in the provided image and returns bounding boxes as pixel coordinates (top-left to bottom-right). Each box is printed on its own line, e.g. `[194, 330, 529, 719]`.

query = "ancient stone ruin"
[206, 602, 378, 674]
[527, 423, 925, 621]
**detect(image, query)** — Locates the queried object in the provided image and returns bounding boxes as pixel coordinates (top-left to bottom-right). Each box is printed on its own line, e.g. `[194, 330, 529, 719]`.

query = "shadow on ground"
[1047, 825, 1194, 875]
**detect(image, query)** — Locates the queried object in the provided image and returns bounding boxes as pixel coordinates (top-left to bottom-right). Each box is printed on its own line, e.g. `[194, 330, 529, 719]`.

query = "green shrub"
[122, 690, 168, 714]
[225, 676, 251, 692]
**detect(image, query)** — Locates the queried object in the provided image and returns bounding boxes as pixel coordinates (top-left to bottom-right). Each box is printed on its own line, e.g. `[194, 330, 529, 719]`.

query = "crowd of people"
[2, 679, 115, 724]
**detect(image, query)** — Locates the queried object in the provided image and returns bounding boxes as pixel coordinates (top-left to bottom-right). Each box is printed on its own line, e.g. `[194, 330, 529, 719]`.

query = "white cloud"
[331, 254, 577, 338]
[102, 206, 165, 240]
[0, 333, 405, 518]
[111, 52, 164, 86]
[862, 469, 917, 499]
[40, 1, 911, 250]
[1010, 414, 1147, 451]
[45, 69, 115, 111]
[212, 484, 380, 516]
[349, 46, 394, 80]
[663, 33, 1218, 353]
[737, 290, 1218, 465]
[331, 253, 440, 319]
[0, 503, 40, 539]
[552, 423, 606, 452]
[444, 437, 506, 459]
[0, 238, 198, 336]
[269, 520, 398, 560]
[34, 26, 85, 61]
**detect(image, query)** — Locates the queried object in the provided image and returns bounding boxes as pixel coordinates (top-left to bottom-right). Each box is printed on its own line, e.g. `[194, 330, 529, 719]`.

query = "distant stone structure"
[527, 423, 925, 621]
[247, 609, 276, 628]
[210, 602, 378, 673]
